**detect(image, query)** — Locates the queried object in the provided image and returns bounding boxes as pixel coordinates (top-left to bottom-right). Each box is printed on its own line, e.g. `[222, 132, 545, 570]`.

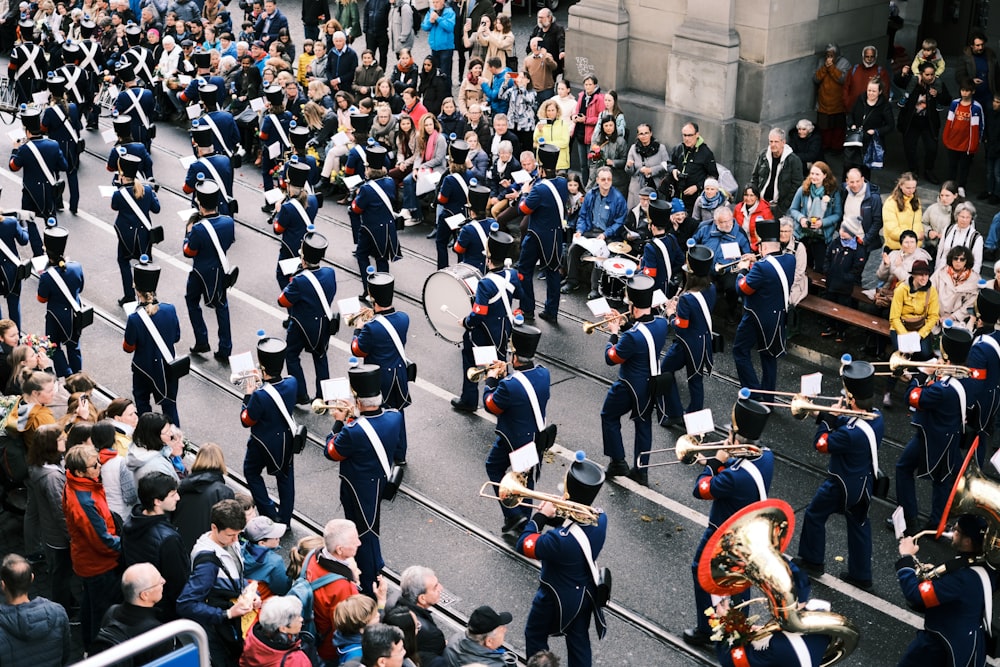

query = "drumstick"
[440, 304, 465, 322]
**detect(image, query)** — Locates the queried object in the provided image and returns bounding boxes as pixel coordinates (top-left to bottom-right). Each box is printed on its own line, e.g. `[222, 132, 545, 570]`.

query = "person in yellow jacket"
[882, 172, 924, 250]
[884, 258, 939, 407]
[533, 98, 570, 171]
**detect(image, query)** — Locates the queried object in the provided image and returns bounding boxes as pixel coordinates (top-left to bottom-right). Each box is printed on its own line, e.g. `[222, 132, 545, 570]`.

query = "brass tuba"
[479, 471, 600, 525]
[932, 438, 1000, 567]
[698, 499, 860, 666]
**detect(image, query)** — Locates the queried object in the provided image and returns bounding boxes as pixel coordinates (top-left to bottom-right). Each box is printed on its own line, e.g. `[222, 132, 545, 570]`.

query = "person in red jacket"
[942, 79, 986, 194]
[308, 518, 362, 663]
[63, 443, 122, 652]
[240, 595, 316, 667]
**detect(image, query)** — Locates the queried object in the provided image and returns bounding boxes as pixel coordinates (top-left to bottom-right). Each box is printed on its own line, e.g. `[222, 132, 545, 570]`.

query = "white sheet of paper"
[107, 85, 119, 98]
[102, 128, 118, 144]
[99, 185, 116, 198]
[892, 506, 907, 539]
[473, 345, 499, 366]
[586, 297, 611, 316]
[122, 301, 138, 315]
[268, 142, 281, 159]
[684, 408, 714, 436]
[30, 255, 47, 274]
[332, 131, 350, 146]
[8, 129, 25, 143]
[509, 441, 540, 473]
[264, 188, 285, 204]
[177, 75, 193, 86]
[185, 104, 201, 120]
[445, 213, 465, 230]
[321, 377, 352, 402]
[897, 332, 923, 354]
[338, 296, 361, 316]
[178, 154, 198, 169]
[229, 351, 254, 375]
[249, 97, 265, 112]
[720, 242, 741, 260]
[177, 208, 198, 221]
[991, 447, 1000, 474]
[573, 236, 609, 258]
[343, 174, 363, 190]
[416, 170, 442, 196]
[799, 372, 823, 397]
[278, 257, 300, 276]
[511, 169, 531, 185]
[651, 289, 668, 308]
[32, 91, 49, 106]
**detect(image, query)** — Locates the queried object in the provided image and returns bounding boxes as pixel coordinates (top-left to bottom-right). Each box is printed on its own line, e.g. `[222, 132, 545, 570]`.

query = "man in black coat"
[662, 122, 718, 214]
[302, 0, 329, 41]
[363, 0, 391, 71]
[392, 565, 447, 665]
[91, 563, 175, 663]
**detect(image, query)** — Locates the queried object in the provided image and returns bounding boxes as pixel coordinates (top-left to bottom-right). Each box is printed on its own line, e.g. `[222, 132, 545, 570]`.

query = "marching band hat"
[350, 112, 372, 135]
[957, 514, 988, 549]
[941, 322, 973, 365]
[469, 184, 490, 215]
[537, 142, 559, 171]
[647, 198, 671, 229]
[132, 255, 160, 293]
[841, 360, 875, 401]
[43, 222, 68, 260]
[732, 392, 770, 441]
[17, 18, 34, 35]
[190, 122, 214, 148]
[625, 274, 655, 309]
[289, 123, 310, 150]
[125, 23, 141, 42]
[364, 144, 387, 170]
[977, 288, 1000, 325]
[286, 159, 310, 188]
[46, 75, 66, 97]
[367, 272, 395, 308]
[115, 61, 136, 83]
[756, 218, 779, 243]
[256, 336, 286, 376]
[685, 244, 713, 277]
[80, 17, 96, 35]
[195, 179, 221, 209]
[301, 230, 328, 265]
[118, 153, 142, 178]
[487, 229, 513, 264]
[565, 451, 605, 506]
[263, 84, 283, 106]
[511, 324, 541, 360]
[449, 139, 469, 164]
[113, 113, 133, 136]
[20, 107, 41, 135]
[193, 50, 212, 69]
[348, 363, 382, 399]
[62, 41, 81, 61]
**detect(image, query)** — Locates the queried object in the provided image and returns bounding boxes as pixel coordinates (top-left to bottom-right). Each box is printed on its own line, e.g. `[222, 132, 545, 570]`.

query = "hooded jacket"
[749, 143, 803, 217]
[63, 469, 120, 578]
[0, 597, 71, 666]
[126, 444, 179, 484]
[239, 621, 313, 667]
[121, 505, 190, 618]
[174, 469, 235, 553]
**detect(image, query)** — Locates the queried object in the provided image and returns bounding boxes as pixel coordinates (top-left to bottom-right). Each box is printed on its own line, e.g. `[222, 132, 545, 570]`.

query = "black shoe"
[627, 466, 649, 486]
[538, 311, 557, 323]
[358, 293, 370, 304]
[682, 628, 711, 647]
[189, 343, 211, 354]
[606, 459, 630, 476]
[393, 459, 407, 467]
[261, 203, 274, 213]
[792, 556, 825, 577]
[501, 514, 528, 534]
[820, 326, 836, 338]
[559, 282, 579, 294]
[838, 571, 873, 590]
[520, 312, 535, 322]
[425, 229, 437, 239]
[450, 397, 477, 413]
[660, 416, 684, 429]
[213, 351, 230, 363]
[69, 207, 77, 215]
[117, 296, 131, 307]
[586, 290, 600, 300]
[924, 171, 941, 185]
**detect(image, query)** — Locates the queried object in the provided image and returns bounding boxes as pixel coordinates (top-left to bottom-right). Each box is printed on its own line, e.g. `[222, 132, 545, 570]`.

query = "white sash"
[14, 44, 42, 80]
[199, 158, 233, 204]
[79, 41, 100, 73]
[739, 459, 768, 501]
[198, 219, 231, 274]
[118, 187, 153, 231]
[302, 269, 334, 321]
[634, 322, 659, 377]
[511, 371, 545, 432]
[471, 220, 489, 258]
[288, 198, 312, 229]
[201, 114, 233, 157]
[60, 66, 85, 103]
[136, 307, 176, 362]
[853, 417, 881, 477]
[124, 88, 151, 129]
[373, 314, 412, 366]
[353, 144, 368, 167]
[567, 523, 600, 586]
[128, 47, 156, 84]
[540, 179, 564, 224]
[690, 292, 714, 336]
[949, 377, 968, 428]
[786, 633, 813, 667]
[267, 113, 290, 148]
[0, 232, 22, 267]
[450, 173, 469, 202]
[650, 237, 672, 286]
[45, 267, 83, 313]
[763, 255, 789, 311]
[25, 141, 59, 186]
[972, 566, 994, 635]
[366, 180, 397, 214]
[976, 334, 1000, 364]
[262, 383, 298, 433]
[50, 105, 80, 144]
[356, 417, 392, 477]
[485, 272, 514, 323]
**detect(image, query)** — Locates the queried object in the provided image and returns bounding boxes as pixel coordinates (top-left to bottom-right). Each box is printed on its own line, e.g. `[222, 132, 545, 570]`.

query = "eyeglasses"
[142, 578, 166, 593]
[88, 460, 101, 469]
[681, 132, 696, 137]
[636, 130, 650, 136]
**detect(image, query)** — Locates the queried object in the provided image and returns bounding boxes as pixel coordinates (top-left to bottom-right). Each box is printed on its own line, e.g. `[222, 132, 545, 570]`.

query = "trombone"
[467, 359, 508, 383]
[311, 398, 357, 416]
[582, 312, 627, 335]
[479, 471, 600, 525]
[755, 394, 878, 420]
[345, 307, 374, 328]
[872, 350, 975, 378]
[639, 433, 762, 468]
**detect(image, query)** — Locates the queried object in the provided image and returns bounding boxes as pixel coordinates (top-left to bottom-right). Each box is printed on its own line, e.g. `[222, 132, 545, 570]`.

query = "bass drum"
[422, 264, 483, 344]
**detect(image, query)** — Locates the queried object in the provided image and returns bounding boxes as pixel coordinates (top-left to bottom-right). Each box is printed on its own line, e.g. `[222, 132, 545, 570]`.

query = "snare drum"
[600, 257, 637, 303]
[422, 264, 483, 344]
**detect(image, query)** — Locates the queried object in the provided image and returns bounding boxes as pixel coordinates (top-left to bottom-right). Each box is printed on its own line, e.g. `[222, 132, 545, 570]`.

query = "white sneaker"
[882, 392, 892, 408]
[402, 209, 421, 227]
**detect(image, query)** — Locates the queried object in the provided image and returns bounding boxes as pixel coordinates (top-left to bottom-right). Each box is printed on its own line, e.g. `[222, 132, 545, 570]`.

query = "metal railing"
[72, 619, 209, 667]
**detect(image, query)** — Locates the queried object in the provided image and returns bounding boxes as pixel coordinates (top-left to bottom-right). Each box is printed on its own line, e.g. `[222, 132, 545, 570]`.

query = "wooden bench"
[805, 268, 876, 306]
[797, 294, 891, 337]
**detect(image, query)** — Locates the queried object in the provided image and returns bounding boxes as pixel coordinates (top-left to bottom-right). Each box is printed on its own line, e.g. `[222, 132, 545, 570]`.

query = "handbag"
[873, 281, 896, 308]
[843, 128, 864, 148]
[901, 289, 930, 332]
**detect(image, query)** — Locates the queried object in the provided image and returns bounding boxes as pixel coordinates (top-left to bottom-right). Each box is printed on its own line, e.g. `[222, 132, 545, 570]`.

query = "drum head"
[602, 258, 637, 277]
[422, 265, 482, 344]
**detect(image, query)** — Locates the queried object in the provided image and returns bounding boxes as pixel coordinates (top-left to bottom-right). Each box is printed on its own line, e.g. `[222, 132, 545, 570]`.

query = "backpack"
[412, 2, 425, 36]
[288, 549, 344, 640]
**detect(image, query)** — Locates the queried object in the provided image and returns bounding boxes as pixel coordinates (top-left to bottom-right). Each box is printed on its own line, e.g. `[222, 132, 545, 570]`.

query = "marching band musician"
[516, 452, 608, 667]
[562, 166, 628, 300]
[36, 222, 85, 377]
[9, 19, 45, 105]
[123, 257, 181, 426]
[434, 139, 472, 269]
[195, 84, 242, 163]
[517, 143, 567, 323]
[76, 17, 106, 130]
[0, 210, 30, 328]
[684, 395, 773, 647]
[112, 62, 157, 152]
[342, 114, 375, 189]
[896, 514, 996, 667]
[278, 230, 336, 406]
[452, 229, 522, 413]
[111, 154, 161, 306]
[351, 272, 411, 466]
[121, 23, 158, 89]
[602, 274, 667, 485]
[966, 288, 1000, 465]
[691, 206, 752, 323]
[239, 334, 298, 525]
[657, 244, 716, 428]
[639, 195, 684, 300]
[40, 74, 84, 216]
[273, 160, 317, 290]
[795, 360, 883, 590]
[453, 182, 495, 274]
[184, 121, 236, 217]
[107, 114, 154, 182]
[286, 124, 321, 194]
[10, 107, 67, 256]
[259, 84, 293, 207]
[895, 323, 976, 535]
[350, 144, 401, 299]
[733, 218, 796, 397]
[55, 42, 96, 134]
[177, 50, 226, 107]
[183, 180, 235, 362]
[325, 362, 403, 599]
[483, 324, 548, 538]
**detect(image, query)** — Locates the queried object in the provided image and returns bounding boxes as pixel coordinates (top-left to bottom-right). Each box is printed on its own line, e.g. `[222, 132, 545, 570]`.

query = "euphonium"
[479, 471, 600, 525]
[346, 307, 374, 328]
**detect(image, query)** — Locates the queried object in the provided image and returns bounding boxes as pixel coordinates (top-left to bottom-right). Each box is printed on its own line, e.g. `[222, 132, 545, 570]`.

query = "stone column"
[666, 0, 740, 121]
[564, 0, 629, 88]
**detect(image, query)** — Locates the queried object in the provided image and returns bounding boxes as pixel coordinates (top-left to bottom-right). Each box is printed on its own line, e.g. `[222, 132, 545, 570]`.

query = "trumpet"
[639, 433, 762, 468]
[479, 471, 600, 525]
[346, 306, 374, 328]
[230, 368, 262, 391]
[467, 359, 508, 383]
[714, 253, 757, 274]
[755, 394, 878, 420]
[310, 398, 357, 416]
[582, 312, 627, 335]
[872, 350, 975, 378]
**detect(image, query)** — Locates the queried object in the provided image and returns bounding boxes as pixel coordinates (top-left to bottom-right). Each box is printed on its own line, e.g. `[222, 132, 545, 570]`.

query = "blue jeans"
[430, 48, 454, 81]
[402, 174, 420, 216]
[987, 211, 1000, 250]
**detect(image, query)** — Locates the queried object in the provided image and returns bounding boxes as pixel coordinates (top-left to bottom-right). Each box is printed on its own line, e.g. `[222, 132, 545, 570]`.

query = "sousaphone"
[936, 436, 1000, 565]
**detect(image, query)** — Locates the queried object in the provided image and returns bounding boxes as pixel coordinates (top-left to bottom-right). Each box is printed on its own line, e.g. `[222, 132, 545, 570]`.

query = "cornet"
[639, 433, 762, 468]
[346, 307, 374, 328]
[714, 253, 756, 274]
[310, 398, 357, 416]
[230, 368, 262, 391]
[582, 312, 627, 335]
[479, 471, 600, 525]
[467, 359, 508, 383]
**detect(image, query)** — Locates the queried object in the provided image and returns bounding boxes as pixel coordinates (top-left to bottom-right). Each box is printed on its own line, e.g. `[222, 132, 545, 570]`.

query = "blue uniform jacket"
[259, 112, 293, 154]
[576, 187, 628, 239]
[343, 145, 368, 178]
[279, 266, 337, 351]
[519, 176, 569, 268]
[121, 46, 158, 87]
[605, 314, 668, 417]
[274, 195, 318, 259]
[113, 87, 156, 144]
[517, 511, 608, 637]
[201, 111, 242, 157]
[0, 216, 28, 293]
[815, 412, 884, 515]
[737, 253, 796, 355]
[715, 632, 830, 667]
[453, 217, 493, 273]
[179, 75, 227, 105]
[37, 262, 85, 343]
[692, 224, 752, 277]
[667, 286, 716, 376]
[351, 311, 411, 409]
[240, 376, 299, 471]
[112, 185, 161, 257]
[963, 332, 1000, 437]
[464, 267, 522, 354]
[107, 142, 153, 180]
[907, 375, 966, 481]
[184, 156, 236, 216]
[283, 154, 321, 188]
[9, 138, 69, 213]
[325, 409, 402, 530]
[640, 233, 683, 296]
[183, 215, 236, 306]
[40, 103, 83, 172]
[351, 177, 401, 259]
[123, 304, 181, 398]
[484, 365, 550, 450]
[897, 554, 995, 667]
[437, 173, 470, 217]
[694, 450, 775, 530]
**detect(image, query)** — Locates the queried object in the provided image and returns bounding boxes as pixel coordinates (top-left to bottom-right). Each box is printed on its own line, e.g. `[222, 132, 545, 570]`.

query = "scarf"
[467, 70, 479, 85]
[634, 138, 660, 159]
[423, 131, 439, 161]
[947, 265, 972, 285]
[396, 60, 413, 74]
[841, 236, 858, 250]
[698, 189, 725, 211]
